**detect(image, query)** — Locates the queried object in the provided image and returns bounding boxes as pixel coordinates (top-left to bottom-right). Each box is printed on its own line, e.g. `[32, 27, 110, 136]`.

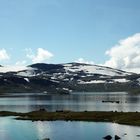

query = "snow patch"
[137, 78, 140, 82]
[58, 75, 65, 79]
[50, 80, 60, 83]
[51, 77, 57, 80]
[78, 80, 106, 84]
[64, 64, 130, 76]
[17, 67, 37, 77]
[113, 78, 129, 83]
[81, 75, 86, 77]
[0, 66, 28, 73]
[63, 78, 69, 81]
[136, 78, 140, 85]
[24, 78, 30, 82]
[63, 64, 72, 67]
[70, 77, 74, 81]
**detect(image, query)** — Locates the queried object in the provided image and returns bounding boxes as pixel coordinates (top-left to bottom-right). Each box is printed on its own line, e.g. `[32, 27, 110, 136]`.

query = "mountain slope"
[0, 63, 139, 93]
[16, 62, 132, 77]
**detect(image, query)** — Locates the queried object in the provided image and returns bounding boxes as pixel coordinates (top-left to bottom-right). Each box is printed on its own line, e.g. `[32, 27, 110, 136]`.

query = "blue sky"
[0, 0, 140, 71]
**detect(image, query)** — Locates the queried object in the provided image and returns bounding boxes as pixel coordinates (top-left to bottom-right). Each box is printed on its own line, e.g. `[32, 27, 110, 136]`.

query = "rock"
[39, 108, 46, 111]
[116, 101, 120, 104]
[136, 135, 140, 137]
[115, 135, 121, 139]
[41, 138, 50, 140]
[103, 135, 112, 140]
[56, 110, 64, 112]
[124, 133, 127, 136]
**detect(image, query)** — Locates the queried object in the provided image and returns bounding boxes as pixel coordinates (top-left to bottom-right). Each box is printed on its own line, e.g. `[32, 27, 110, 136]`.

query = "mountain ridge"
[0, 62, 139, 93]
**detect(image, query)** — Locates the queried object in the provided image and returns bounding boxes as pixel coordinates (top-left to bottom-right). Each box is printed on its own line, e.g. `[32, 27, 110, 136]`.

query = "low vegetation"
[0, 110, 140, 126]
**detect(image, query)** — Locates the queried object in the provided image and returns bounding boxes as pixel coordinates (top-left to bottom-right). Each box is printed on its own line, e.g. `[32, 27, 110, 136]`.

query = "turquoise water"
[0, 117, 139, 140]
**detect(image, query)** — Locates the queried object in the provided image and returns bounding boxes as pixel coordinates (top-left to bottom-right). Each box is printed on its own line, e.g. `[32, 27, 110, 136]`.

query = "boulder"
[103, 135, 112, 140]
[41, 138, 50, 140]
[115, 135, 121, 139]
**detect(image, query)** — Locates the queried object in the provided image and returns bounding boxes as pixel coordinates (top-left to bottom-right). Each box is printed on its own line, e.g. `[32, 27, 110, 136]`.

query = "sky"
[0, 0, 140, 72]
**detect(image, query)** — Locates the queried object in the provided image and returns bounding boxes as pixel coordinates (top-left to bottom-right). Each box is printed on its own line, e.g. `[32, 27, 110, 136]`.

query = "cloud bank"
[75, 58, 94, 65]
[15, 60, 27, 66]
[1, 33, 140, 74]
[26, 48, 53, 63]
[104, 33, 140, 73]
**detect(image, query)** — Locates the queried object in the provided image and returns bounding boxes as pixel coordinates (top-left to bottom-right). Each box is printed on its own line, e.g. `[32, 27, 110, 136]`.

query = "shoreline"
[0, 110, 140, 126]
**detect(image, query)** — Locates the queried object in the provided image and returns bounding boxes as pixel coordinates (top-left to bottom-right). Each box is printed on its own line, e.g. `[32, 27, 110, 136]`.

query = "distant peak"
[28, 63, 63, 70]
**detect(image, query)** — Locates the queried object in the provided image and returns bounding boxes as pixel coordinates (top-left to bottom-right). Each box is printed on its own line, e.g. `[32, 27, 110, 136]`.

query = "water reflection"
[0, 92, 139, 112]
[0, 117, 139, 140]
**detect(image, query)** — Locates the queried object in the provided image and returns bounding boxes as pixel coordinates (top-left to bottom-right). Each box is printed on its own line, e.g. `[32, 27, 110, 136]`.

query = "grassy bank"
[0, 110, 140, 126]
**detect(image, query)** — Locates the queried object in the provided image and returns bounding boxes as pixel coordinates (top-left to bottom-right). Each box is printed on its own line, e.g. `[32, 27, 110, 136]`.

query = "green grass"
[0, 110, 140, 126]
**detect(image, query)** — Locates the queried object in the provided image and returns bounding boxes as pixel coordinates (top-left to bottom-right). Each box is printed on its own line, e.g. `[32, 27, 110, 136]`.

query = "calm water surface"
[0, 92, 139, 112]
[0, 92, 140, 140]
[0, 117, 139, 140]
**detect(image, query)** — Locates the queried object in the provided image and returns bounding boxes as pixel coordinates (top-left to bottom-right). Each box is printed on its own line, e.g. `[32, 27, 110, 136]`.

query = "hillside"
[0, 63, 139, 93]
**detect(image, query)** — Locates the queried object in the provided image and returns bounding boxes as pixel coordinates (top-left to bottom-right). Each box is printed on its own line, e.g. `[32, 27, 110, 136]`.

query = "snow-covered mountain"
[0, 63, 139, 93]
[15, 62, 132, 77]
[63, 63, 131, 76]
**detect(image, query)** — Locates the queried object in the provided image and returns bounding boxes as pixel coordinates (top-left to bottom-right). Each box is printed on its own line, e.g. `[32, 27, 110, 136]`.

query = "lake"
[0, 92, 139, 112]
[0, 117, 140, 140]
[0, 92, 140, 140]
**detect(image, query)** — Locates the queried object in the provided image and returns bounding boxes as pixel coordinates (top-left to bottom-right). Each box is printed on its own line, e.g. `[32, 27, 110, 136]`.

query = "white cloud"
[75, 58, 94, 65]
[15, 60, 27, 66]
[0, 66, 27, 73]
[0, 49, 10, 61]
[104, 33, 140, 73]
[26, 48, 53, 63]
